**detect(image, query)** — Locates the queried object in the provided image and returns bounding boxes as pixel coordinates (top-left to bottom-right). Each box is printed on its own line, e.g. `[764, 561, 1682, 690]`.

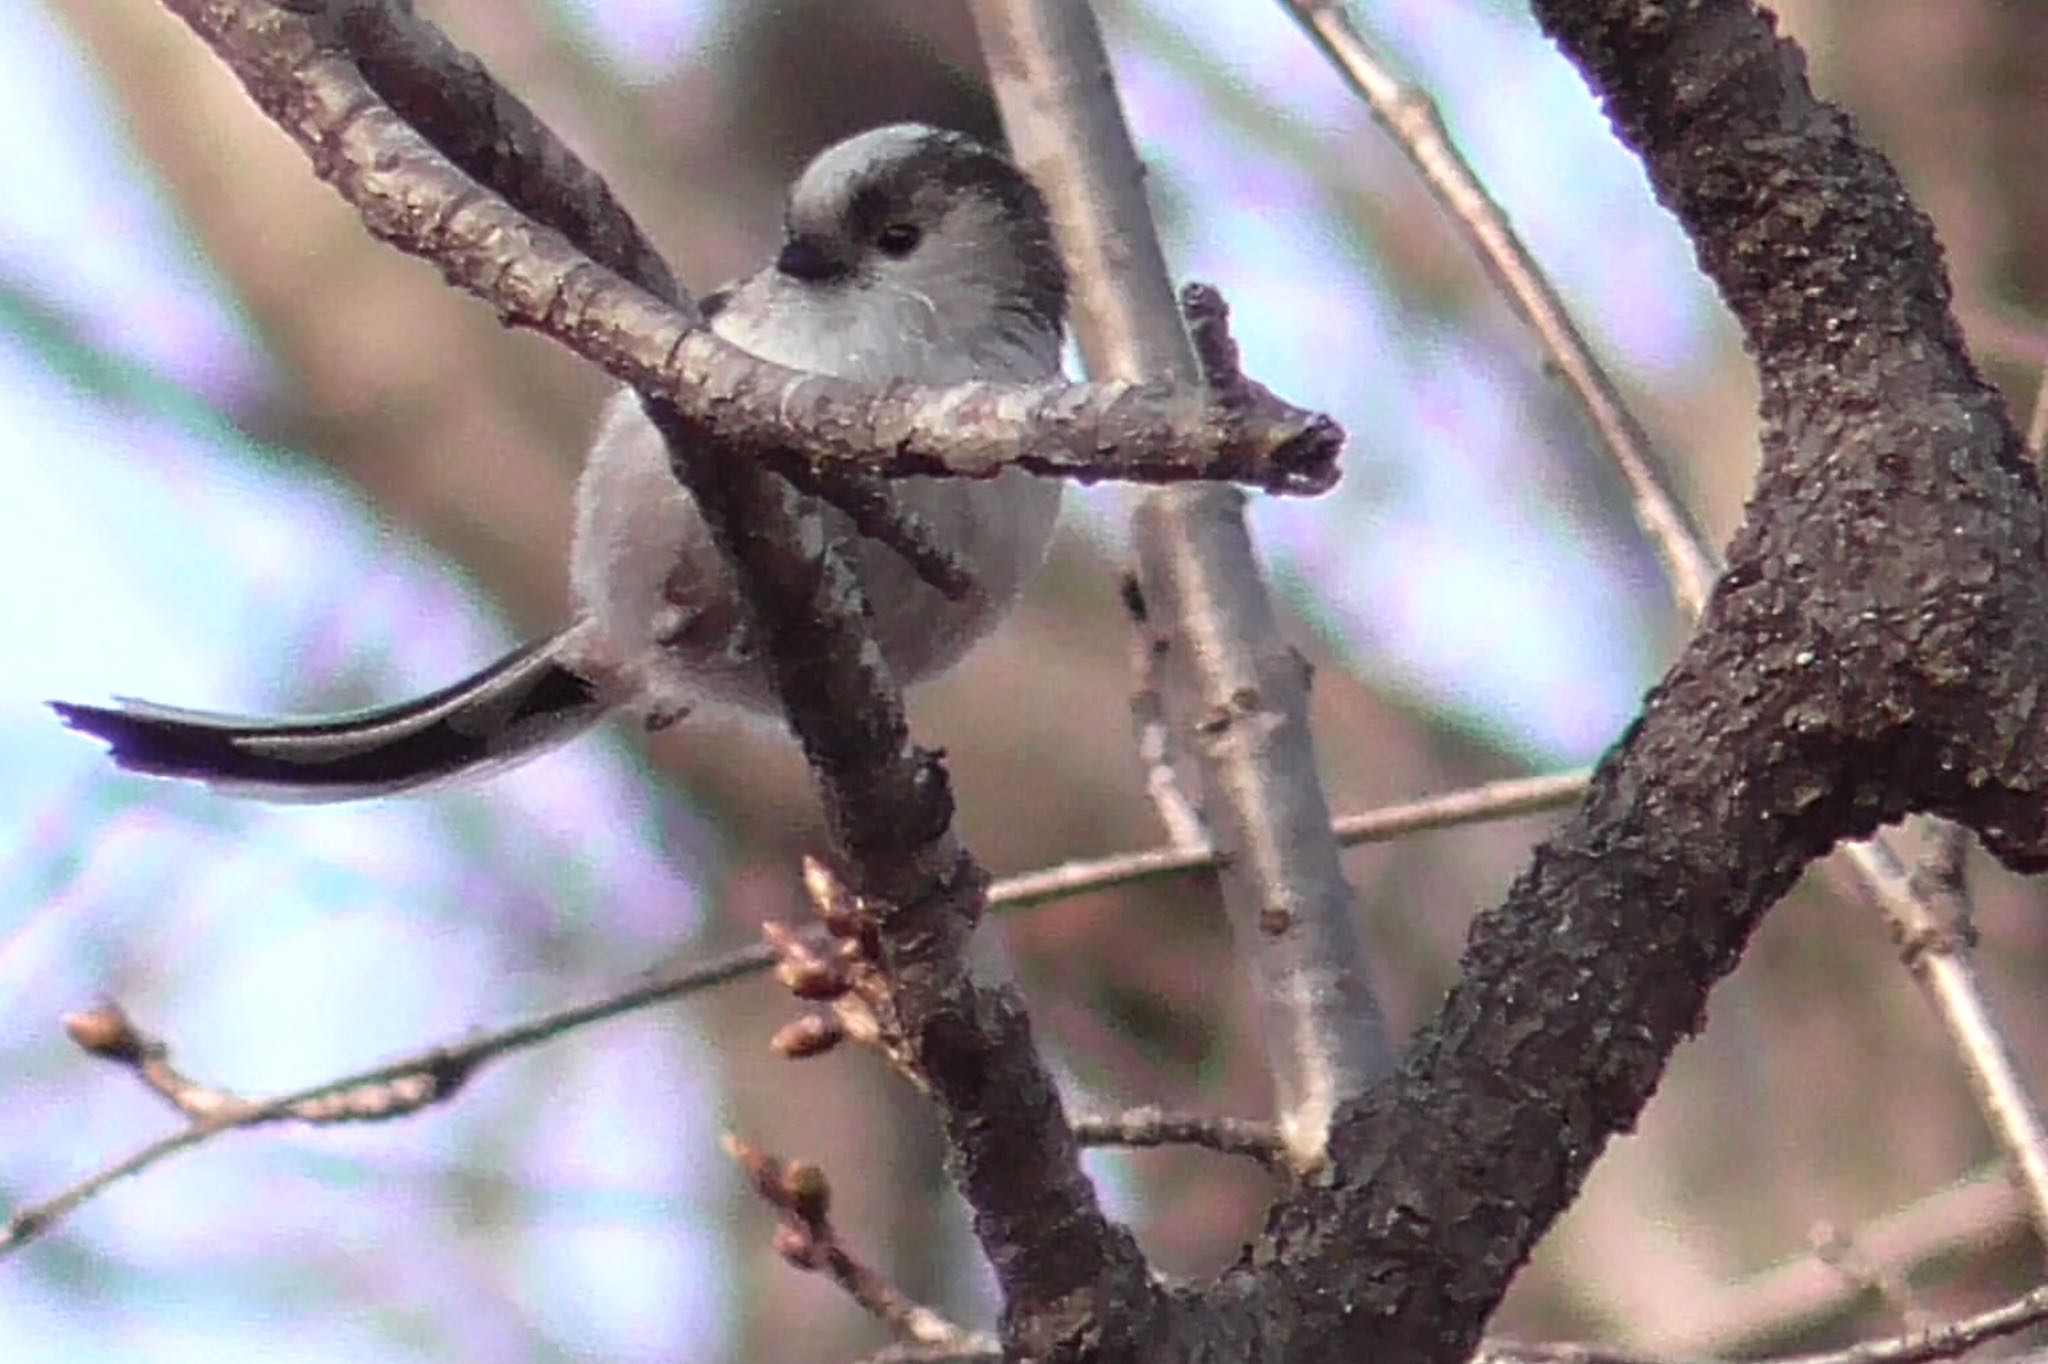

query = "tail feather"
[52, 632, 608, 802]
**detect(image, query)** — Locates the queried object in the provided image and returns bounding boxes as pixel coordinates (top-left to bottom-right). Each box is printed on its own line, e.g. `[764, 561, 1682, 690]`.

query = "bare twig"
[1280, 0, 1716, 616]
[4, 769, 1579, 1257]
[724, 1136, 990, 1352]
[1284, 0, 2048, 1254]
[0, 940, 774, 1258]
[973, 0, 1394, 1172]
[1673, 1170, 2025, 1355]
[789, 465, 978, 601]
[63, 1003, 458, 1124]
[1840, 835, 2048, 1245]
[1121, 573, 1211, 849]
[1070, 1106, 1287, 1171]
[1806, 1220, 1930, 1332]
[1482, 1283, 2048, 1364]
[991, 767, 1589, 910]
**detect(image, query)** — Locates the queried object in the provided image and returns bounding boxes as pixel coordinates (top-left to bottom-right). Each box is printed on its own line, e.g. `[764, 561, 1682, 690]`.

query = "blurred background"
[3, 1, 2047, 1359]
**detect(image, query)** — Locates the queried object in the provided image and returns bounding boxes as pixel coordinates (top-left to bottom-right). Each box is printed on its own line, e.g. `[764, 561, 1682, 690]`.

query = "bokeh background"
[4, 1, 2048, 1360]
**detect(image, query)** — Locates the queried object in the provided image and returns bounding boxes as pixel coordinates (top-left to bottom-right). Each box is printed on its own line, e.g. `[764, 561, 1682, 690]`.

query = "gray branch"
[968, 0, 1396, 1182]
[175, 0, 1342, 496]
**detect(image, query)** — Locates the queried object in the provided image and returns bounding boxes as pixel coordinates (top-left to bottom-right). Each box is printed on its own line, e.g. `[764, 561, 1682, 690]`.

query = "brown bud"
[63, 1004, 144, 1062]
[803, 855, 866, 937]
[772, 1014, 846, 1059]
[784, 1161, 831, 1224]
[772, 1223, 819, 1269]
[774, 958, 849, 1002]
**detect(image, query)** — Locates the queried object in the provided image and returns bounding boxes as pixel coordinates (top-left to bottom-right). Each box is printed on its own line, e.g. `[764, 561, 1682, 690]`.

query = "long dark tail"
[52, 631, 608, 802]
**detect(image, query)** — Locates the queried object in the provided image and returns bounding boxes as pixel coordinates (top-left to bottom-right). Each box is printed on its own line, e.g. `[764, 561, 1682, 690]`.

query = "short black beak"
[775, 237, 847, 282]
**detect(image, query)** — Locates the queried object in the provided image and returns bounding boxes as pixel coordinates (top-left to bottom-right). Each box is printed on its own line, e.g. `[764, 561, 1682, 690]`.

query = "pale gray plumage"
[54, 124, 1066, 801]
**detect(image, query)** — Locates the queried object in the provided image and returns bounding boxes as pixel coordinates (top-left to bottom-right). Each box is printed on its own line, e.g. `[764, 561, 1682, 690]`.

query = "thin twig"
[974, 0, 1395, 1171]
[1840, 835, 2048, 1246]
[1481, 1283, 2048, 1364]
[0, 942, 770, 1258]
[989, 768, 1589, 910]
[1070, 1106, 1287, 1171]
[1279, 0, 1716, 617]
[724, 1136, 986, 1350]
[1806, 1220, 1930, 1332]
[2, 770, 1581, 1257]
[1283, 0, 2048, 1250]
[62, 1003, 458, 1124]
[1121, 573, 1211, 849]
[785, 465, 977, 601]
[1678, 1169, 2025, 1354]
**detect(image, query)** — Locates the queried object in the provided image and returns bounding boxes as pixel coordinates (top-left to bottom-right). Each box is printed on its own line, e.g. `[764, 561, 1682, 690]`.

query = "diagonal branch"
[157, 0, 1159, 1346]
[1281, 0, 1719, 617]
[1235, 0, 2048, 1357]
[165, 0, 1342, 497]
[1286, 0, 2048, 1296]
[1476, 1282, 2048, 1364]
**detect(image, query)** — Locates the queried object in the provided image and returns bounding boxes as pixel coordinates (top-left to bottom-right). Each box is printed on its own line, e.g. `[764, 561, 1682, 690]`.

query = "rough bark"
[1230, 5, 2048, 1361]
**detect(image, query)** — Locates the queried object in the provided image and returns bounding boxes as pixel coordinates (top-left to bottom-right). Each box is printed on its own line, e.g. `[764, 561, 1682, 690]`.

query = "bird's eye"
[875, 222, 922, 257]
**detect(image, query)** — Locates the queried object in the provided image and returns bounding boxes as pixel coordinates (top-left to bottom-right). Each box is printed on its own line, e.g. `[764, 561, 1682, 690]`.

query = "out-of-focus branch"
[1280, 0, 1718, 617]
[969, 0, 1394, 1178]
[1840, 834, 2048, 1245]
[0, 941, 771, 1259]
[1478, 1282, 2048, 1364]
[1669, 1169, 2027, 1355]
[1287, 0, 2048, 1286]
[61, 1002, 457, 1125]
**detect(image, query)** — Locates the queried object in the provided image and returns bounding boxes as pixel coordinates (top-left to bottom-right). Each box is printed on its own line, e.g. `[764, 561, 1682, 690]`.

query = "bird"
[53, 124, 1068, 802]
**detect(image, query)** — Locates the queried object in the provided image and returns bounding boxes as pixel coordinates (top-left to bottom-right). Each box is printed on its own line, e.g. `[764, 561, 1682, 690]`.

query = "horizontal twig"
[1, 770, 1582, 1257]
[1070, 1106, 1287, 1170]
[1479, 1282, 2048, 1364]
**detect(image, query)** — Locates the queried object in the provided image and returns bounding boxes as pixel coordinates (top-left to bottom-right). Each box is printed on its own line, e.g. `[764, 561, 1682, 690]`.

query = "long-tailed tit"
[54, 124, 1066, 801]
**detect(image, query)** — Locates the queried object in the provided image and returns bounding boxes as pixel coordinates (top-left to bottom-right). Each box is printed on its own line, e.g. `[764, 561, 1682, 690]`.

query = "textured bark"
[126, 1, 2048, 1360]
[1230, 4, 2048, 1361]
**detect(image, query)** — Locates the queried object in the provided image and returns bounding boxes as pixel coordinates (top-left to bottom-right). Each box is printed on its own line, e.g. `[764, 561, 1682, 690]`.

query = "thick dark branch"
[165, 0, 1341, 495]
[1239, 3, 2048, 1363]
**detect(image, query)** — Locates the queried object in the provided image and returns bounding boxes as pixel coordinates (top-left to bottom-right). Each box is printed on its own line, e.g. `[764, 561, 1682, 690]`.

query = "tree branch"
[1279, 0, 1719, 617]
[156, 0, 1159, 1347]
[969, 0, 1395, 1182]
[165, 0, 1342, 497]
[1240, 3, 2048, 1360]
[3, 770, 1578, 1260]
[1286, 0, 2048, 1260]
[1481, 1284, 2048, 1364]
